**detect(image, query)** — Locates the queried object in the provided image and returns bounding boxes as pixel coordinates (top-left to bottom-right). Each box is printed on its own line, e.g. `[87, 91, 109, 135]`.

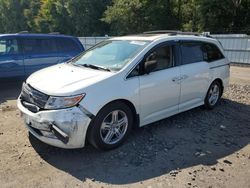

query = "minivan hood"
[26, 63, 113, 95]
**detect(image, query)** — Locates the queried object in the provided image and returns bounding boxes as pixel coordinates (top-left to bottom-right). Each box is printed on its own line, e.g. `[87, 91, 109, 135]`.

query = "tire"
[87, 101, 133, 150]
[204, 80, 222, 109]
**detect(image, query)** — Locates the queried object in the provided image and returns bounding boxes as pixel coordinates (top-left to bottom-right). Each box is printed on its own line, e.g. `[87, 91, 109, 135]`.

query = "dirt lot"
[0, 66, 249, 188]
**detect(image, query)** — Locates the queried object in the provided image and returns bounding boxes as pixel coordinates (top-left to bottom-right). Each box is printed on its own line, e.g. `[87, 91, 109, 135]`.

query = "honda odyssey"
[17, 31, 230, 150]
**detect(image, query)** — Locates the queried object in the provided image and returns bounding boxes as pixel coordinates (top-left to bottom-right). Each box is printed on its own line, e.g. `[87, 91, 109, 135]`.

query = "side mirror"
[144, 52, 157, 74]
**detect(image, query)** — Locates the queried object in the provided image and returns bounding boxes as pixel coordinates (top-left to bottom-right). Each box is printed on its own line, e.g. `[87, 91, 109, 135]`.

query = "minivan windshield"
[72, 40, 149, 71]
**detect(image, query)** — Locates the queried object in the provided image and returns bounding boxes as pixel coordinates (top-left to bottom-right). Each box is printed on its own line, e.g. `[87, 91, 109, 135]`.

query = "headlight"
[45, 94, 85, 110]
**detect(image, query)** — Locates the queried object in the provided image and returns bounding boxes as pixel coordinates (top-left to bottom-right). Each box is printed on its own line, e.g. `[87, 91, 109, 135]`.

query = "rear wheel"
[204, 81, 222, 109]
[87, 102, 133, 150]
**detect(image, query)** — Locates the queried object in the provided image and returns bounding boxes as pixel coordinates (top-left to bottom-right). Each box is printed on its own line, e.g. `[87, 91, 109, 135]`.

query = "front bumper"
[17, 98, 91, 149]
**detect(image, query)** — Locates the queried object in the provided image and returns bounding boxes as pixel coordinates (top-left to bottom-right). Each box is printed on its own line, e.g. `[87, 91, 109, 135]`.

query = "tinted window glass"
[39, 39, 57, 53]
[56, 38, 79, 52]
[0, 39, 19, 55]
[22, 39, 37, 54]
[147, 45, 174, 72]
[128, 65, 140, 78]
[203, 43, 224, 62]
[181, 42, 204, 64]
[22, 38, 57, 54]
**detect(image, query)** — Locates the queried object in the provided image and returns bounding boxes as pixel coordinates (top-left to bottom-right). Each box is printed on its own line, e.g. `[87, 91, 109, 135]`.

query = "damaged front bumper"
[17, 98, 92, 149]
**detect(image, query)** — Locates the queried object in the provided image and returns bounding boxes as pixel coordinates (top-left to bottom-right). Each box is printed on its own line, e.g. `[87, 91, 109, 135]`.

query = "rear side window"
[22, 38, 57, 54]
[39, 39, 57, 53]
[0, 39, 19, 55]
[56, 38, 80, 53]
[181, 42, 204, 64]
[203, 43, 224, 62]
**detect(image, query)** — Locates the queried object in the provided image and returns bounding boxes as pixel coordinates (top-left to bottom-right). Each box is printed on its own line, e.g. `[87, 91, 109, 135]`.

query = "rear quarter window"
[202, 43, 224, 62]
[56, 38, 80, 53]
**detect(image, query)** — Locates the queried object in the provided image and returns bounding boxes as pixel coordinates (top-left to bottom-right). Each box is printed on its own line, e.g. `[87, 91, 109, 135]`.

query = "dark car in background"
[0, 32, 84, 79]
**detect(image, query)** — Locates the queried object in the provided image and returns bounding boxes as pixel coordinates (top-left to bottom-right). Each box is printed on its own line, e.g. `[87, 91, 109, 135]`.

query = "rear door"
[138, 41, 181, 125]
[178, 41, 210, 112]
[0, 37, 24, 78]
[21, 37, 61, 76]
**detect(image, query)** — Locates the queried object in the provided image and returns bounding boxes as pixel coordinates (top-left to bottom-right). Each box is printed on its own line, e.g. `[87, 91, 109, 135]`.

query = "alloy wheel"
[100, 110, 128, 145]
[208, 84, 220, 106]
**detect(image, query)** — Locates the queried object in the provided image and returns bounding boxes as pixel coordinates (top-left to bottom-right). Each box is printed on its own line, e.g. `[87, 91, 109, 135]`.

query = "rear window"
[56, 38, 80, 53]
[180, 42, 204, 64]
[22, 38, 57, 54]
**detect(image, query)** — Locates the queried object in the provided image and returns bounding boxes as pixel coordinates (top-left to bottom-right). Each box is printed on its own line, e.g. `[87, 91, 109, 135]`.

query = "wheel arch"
[85, 98, 139, 145]
[101, 99, 139, 128]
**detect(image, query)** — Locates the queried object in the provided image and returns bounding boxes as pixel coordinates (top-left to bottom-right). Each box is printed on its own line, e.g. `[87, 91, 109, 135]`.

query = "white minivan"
[18, 31, 230, 150]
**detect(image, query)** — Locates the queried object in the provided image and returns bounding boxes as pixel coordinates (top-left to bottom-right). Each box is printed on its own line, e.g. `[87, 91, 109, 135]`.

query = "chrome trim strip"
[210, 63, 230, 69]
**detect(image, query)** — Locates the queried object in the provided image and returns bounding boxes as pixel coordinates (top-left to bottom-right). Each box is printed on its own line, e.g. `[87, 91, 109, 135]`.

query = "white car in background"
[18, 31, 230, 150]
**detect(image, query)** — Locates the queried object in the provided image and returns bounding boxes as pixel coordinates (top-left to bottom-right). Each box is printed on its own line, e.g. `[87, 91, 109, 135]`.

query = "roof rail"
[179, 31, 200, 36]
[49, 32, 60, 35]
[143, 30, 181, 35]
[143, 30, 212, 37]
[18, 31, 29, 34]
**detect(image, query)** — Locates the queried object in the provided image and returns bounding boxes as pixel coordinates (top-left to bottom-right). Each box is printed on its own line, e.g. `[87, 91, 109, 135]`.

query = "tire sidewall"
[88, 102, 133, 150]
[205, 81, 222, 109]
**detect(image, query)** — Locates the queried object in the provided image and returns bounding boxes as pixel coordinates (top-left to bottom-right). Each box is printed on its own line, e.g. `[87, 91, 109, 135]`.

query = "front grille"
[20, 83, 49, 109]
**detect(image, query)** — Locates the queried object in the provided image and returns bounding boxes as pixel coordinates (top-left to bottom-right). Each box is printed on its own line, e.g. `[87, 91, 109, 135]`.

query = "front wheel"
[87, 102, 133, 150]
[204, 81, 222, 109]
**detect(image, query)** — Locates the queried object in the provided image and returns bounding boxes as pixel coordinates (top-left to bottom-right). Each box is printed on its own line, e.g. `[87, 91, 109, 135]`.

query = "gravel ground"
[0, 66, 249, 188]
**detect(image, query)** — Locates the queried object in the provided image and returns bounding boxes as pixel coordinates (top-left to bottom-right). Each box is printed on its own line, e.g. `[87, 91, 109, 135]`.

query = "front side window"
[0, 39, 19, 55]
[72, 40, 149, 71]
[181, 42, 204, 64]
[147, 45, 174, 72]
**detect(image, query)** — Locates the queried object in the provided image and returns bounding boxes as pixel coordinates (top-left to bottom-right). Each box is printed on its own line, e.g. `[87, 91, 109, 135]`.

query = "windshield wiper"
[76, 64, 111, 72]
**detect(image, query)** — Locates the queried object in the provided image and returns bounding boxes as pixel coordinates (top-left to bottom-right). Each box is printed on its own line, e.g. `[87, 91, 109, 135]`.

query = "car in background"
[0, 32, 84, 80]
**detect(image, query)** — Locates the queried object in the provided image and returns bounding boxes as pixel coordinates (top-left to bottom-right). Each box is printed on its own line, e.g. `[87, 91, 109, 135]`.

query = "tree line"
[0, 0, 249, 36]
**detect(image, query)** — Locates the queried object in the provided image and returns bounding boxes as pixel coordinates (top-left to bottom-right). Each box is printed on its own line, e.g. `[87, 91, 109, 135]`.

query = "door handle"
[26, 55, 34, 59]
[172, 77, 181, 82]
[181, 75, 188, 80]
[172, 75, 188, 82]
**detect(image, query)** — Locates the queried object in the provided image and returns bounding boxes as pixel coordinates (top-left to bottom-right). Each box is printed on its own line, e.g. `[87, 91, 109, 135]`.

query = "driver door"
[139, 42, 181, 126]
